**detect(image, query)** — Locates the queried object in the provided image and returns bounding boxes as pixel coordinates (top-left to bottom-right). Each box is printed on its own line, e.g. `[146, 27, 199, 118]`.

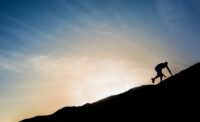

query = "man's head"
[164, 62, 168, 66]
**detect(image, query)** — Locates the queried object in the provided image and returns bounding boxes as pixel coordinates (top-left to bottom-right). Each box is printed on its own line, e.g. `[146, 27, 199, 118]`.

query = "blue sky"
[0, 0, 200, 122]
[0, 0, 199, 59]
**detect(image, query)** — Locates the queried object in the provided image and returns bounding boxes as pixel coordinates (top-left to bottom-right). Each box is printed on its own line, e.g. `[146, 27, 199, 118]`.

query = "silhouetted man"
[152, 62, 173, 84]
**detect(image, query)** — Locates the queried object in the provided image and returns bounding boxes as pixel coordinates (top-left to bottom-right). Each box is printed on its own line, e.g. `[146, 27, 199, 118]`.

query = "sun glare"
[31, 56, 139, 105]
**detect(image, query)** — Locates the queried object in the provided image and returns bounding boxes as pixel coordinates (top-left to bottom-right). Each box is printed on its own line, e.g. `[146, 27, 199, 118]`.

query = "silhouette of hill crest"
[21, 62, 200, 122]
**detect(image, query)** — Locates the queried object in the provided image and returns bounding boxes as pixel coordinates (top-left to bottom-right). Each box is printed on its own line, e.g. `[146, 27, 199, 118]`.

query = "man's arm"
[166, 66, 173, 76]
[163, 73, 166, 78]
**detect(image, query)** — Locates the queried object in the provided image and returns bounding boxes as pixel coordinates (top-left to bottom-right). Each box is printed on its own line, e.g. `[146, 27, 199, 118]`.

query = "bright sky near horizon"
[0, 0, 200, 122]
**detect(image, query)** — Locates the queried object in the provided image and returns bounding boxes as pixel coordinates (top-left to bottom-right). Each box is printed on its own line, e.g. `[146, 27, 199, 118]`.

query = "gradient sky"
[0, 0, 200, 122]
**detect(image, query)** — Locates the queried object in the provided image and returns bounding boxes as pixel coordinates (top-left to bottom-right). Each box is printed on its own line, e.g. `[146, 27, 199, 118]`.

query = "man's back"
[155, 63, 166, 71]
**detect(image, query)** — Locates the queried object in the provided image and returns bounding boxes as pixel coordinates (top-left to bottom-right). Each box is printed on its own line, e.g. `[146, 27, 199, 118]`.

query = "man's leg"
[154, 75, 159, 79]
[160, 75, 163, 82]
[152, 75, 159, 83]
[152, 69, 162, 84]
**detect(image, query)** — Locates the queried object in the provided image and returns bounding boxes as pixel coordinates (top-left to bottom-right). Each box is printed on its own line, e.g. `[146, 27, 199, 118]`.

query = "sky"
[0, 0, 200, 122]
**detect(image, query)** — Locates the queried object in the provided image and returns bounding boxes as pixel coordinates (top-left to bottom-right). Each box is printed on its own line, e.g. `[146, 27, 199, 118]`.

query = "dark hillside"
[21, 63, 200, 122]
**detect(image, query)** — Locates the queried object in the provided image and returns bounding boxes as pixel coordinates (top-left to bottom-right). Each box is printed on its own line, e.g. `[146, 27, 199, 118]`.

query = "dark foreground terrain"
[21, 62, 200, 122]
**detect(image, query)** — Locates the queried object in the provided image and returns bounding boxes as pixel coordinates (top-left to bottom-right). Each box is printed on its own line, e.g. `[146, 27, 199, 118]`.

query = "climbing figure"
[152, 62, 173, 84]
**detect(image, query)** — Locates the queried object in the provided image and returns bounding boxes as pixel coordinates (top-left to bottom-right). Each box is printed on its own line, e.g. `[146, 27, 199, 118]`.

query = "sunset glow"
[0, 0, 200, 122]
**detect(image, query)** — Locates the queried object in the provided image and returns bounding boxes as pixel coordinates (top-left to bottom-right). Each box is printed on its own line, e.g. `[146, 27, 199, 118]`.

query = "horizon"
[0, 0, 200, 122]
